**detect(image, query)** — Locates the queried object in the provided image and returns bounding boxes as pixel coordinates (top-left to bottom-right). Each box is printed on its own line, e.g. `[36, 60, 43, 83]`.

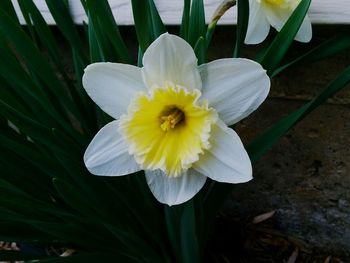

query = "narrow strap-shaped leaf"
[53, 178, 99, 218]
[83, 0, 117, 62]
[0, 182, 75, 222]
[17, 0, 66, 77]
[148, 0, 167, 38]
[0, 46, 67, 134]
[180, 0, 191, 40]
[106, 225, 165, 263]
[165, 203, 201, 263]
[17, 0, 90, 127]
[0, 153, 56, 201]
[137, 46, 144, 67]
[52, 153, 162, 240]
[180, 200, 200, 263]
[0, 134, 65, 179]
[17, 0, 39, 45]
[82, 12, 113, 129]
[0, 78, 31, 116]
[0, 199, 50, 224]
[194, 36, 207, 64]
[258, 0, 311, 74]
[164, 205, 183, 263]
[87, 15, 105, 62]
[30, 222, 115, 251]
[131, 0, 166, 53]
[85, 22, 111, 65]
[0, 221, 57, 244]
[188, 0, 206, 47]
[271, 31, 350, 77]
[50, 151, 108, 209]
[131, 0, 152, 53]
[86, 0, 131, 63]
[0, 0, 20, 24]
[104, 182, 157, 228]
[233, 0, 249, 58]
[104, 177, 169, 258]
[0, 99, 82, 152]
[0, 178, 38, 198]
[45, 0, 87, 62]
[0, 9, 84, 129]
[0, 102, 55, 148]
[45, 0, 92, 123]
[0, 37, 60, 123]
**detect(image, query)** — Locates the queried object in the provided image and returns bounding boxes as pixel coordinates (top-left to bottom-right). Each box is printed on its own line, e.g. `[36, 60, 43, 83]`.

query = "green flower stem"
[206, 0, 237, 50]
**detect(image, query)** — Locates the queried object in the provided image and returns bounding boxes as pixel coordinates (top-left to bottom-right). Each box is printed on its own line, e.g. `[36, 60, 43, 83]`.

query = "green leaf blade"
[259, 0, 312, 74]
[188, 0, 206, 47]
[233, 0, 249, 58]
[131, 0, 166, 53]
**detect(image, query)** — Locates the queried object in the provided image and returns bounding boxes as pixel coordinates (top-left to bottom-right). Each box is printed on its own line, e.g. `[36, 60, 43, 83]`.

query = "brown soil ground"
[206, 212, 350, 263]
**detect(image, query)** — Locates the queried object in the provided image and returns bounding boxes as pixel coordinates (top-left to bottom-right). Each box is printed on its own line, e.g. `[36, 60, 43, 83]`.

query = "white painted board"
[12, 0, 350, 25]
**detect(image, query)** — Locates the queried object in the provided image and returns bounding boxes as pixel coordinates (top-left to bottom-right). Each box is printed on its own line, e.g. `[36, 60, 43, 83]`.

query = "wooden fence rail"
[12, 0, 350, 25]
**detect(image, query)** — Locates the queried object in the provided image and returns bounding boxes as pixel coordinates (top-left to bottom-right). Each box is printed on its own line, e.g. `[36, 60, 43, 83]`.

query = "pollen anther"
[160, 107, 184, 131]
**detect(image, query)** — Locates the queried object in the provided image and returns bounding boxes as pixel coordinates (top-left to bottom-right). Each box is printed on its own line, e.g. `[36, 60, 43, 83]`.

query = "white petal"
[84, 120, 140, 176]
[145, 169, 206, 206]
[83, 62, 146, 119]
[263, 4, 312, 43]
[193, 121, 252, 184]
[245, 0, 270, 44]
[262, 4, 291, 32]
[199, 58, 270, 126]
[295, 15, 312, 43]
[142, 33, 202, 91]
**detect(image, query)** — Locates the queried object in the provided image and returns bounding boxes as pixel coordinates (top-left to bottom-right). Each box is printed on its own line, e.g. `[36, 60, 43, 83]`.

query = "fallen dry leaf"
[252, 210, 276, 224]
[287, 247, 299, 263]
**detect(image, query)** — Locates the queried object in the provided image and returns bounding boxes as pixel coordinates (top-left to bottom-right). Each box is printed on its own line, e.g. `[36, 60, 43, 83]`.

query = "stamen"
[160, 108, 185, 131]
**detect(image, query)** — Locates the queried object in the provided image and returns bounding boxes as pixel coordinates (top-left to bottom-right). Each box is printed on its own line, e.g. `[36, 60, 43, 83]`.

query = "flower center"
[264, 0, 285, 5]
[262, 0, 300, 8]
[119, 83, 217, 177]
[160, 107, 185, 131]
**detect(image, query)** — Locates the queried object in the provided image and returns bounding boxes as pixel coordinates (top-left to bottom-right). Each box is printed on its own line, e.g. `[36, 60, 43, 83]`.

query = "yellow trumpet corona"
[120, 84, 217, 177]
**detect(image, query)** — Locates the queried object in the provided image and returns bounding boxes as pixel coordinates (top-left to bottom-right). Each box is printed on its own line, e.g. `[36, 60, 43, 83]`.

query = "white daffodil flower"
[83, 33, 270, 206]
[245, 0, 312, 44]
